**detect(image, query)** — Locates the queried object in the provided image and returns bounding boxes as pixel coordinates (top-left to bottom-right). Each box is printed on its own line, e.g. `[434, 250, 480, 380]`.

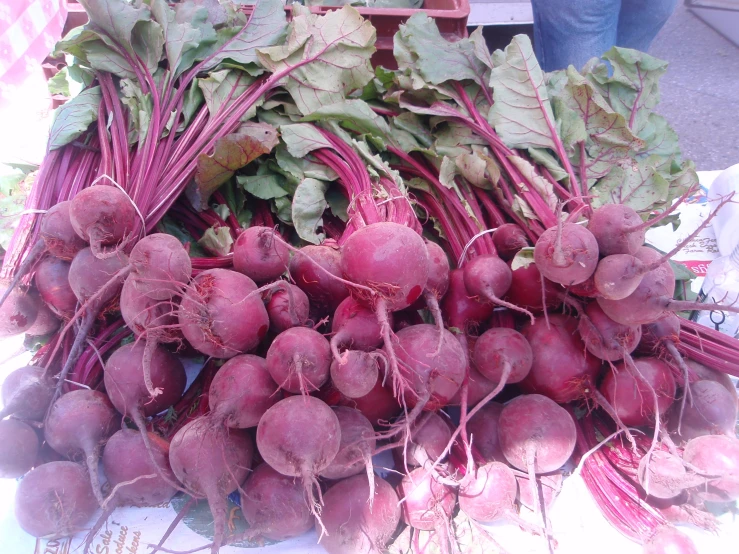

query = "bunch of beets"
[0, 2, 737, 554]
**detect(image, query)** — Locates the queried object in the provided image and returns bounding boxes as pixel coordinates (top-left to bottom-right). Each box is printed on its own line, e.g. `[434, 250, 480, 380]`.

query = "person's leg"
[617, 0, 678, 51]
[531, 0, 622, 72]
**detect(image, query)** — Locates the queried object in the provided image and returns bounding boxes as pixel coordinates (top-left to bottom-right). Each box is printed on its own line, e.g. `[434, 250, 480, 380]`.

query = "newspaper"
[644, 170, 725, 294]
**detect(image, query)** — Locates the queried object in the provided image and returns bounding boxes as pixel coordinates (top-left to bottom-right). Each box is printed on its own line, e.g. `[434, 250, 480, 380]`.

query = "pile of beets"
[0, 185, 737, 554]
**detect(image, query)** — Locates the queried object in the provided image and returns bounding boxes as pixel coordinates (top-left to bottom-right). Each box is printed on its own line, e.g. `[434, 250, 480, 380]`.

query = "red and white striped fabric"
[0, 0, 67, 104]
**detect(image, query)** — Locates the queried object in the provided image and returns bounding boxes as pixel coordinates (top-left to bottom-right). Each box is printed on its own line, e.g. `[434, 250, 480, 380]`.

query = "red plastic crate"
[62, 0, 469, 69]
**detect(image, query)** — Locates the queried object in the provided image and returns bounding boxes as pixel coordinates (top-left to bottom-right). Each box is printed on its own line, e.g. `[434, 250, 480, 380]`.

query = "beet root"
[682, 435, 739, 503]
[596, 247, 676, 326]
[69, 185, 136, 257]
[0, 419, 39, 478]
[599, 358, 676, 427]
[35, 256, 78, 317]
[587, 203, 645, 257]
[120, 276, 182, 372]
[44, 389, 119, 504]
[266, 282, 309, 333]
[517, 472, 563, 513]
[404, 411, 453, 469]
[533, 222, 599, 286]
[240, 463, 314, 542]
[68, 247, 129, 305]
[638, 450, 687, 500]
[341, 222, 429, 311]
[472, 327, 533, 395]
[0, 287, 39, 338]
[330, 350, 380, 399]
[520, 314, 602, 403]
[169, 418, 253, 553]
[25, 298, 60, 336]
[40, 200, 88, 260]
[266, 326, 331, 394]
[505, 261, 562, 312]
[321, 474, 400, 554]
[390, 324, 467, 413]
[178, 268, 269, 358]
[14, 461, 97, 538]
[399, 467, 456, 534]
[463, 254, 534, 322]
[467, 402, 504, 463]
[128, 233, 192, 300]
[493, 223, 530, 260]
[102, 428, 178, 507]
[459, 461, 518, 522]
[256, 396, 341, 534]
[208, 354, 278, 429]
[0, 365, 54, 421]
[336, 376, 401, 427]
[104, 341, 186, 415]
[578, 301, 642, 361]
[330, 296, 387, 362]
[233, 226, 289, 283]
[320, 407, 376, 487]
[671, 380, 738, 441]
[498, 394, 576, 474]
[441, 268, 494, 333]
[289, 243, 349, 314]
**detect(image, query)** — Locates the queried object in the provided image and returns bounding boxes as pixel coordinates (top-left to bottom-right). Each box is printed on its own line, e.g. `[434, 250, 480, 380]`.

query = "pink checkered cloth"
[0, 0, 67, 103]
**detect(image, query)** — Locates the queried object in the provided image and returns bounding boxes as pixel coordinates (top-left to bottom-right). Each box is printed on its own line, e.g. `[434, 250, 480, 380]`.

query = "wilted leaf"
[237, 174, 289, 200]
[488, 35, 559, 151]
[508, 155, 556, 209]
[511, 247, 536, 270]
[393, 112, 433, 148]
[47, 68, 70, 97]
[178, 78, 205, 132]
[434, 121, 488, 158]
[440, 146, 500, 190]
[120, 79, 152, 144]
[528, 148, 568, 182]
[438, 157, 484, 227]
[280, 124, 334, 158]
[189, 122, 279, 209]
[156, 216, 207, 258]
[292, 178, 328, 244]
[590, 158, 669, 214]
[301, 99, 392, 145]
[77, 0, 152, 54]
[275, 144, 338, 184]
[554, 67, 644, 185]
[202, 0, 287, 72]
[393, 13, 489, 89]
[131, 18, 165, 75]
[198, 69, 254, 116]
[198, 226, 234, 256]
[0, 169, 34, 252]
[149, 0, 217, 77]
[326, 186, 349, 222]
[82, 40, 137, 79]
[273, 196, 293, 224]
[588, 47, 668, 137]
[257, 5, 376, 115]
[638, 112, 679, 160]
[48, 86, 102, 150]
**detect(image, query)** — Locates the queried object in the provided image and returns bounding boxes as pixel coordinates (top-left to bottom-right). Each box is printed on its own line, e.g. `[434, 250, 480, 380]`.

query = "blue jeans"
[531, 0, 678, 72]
